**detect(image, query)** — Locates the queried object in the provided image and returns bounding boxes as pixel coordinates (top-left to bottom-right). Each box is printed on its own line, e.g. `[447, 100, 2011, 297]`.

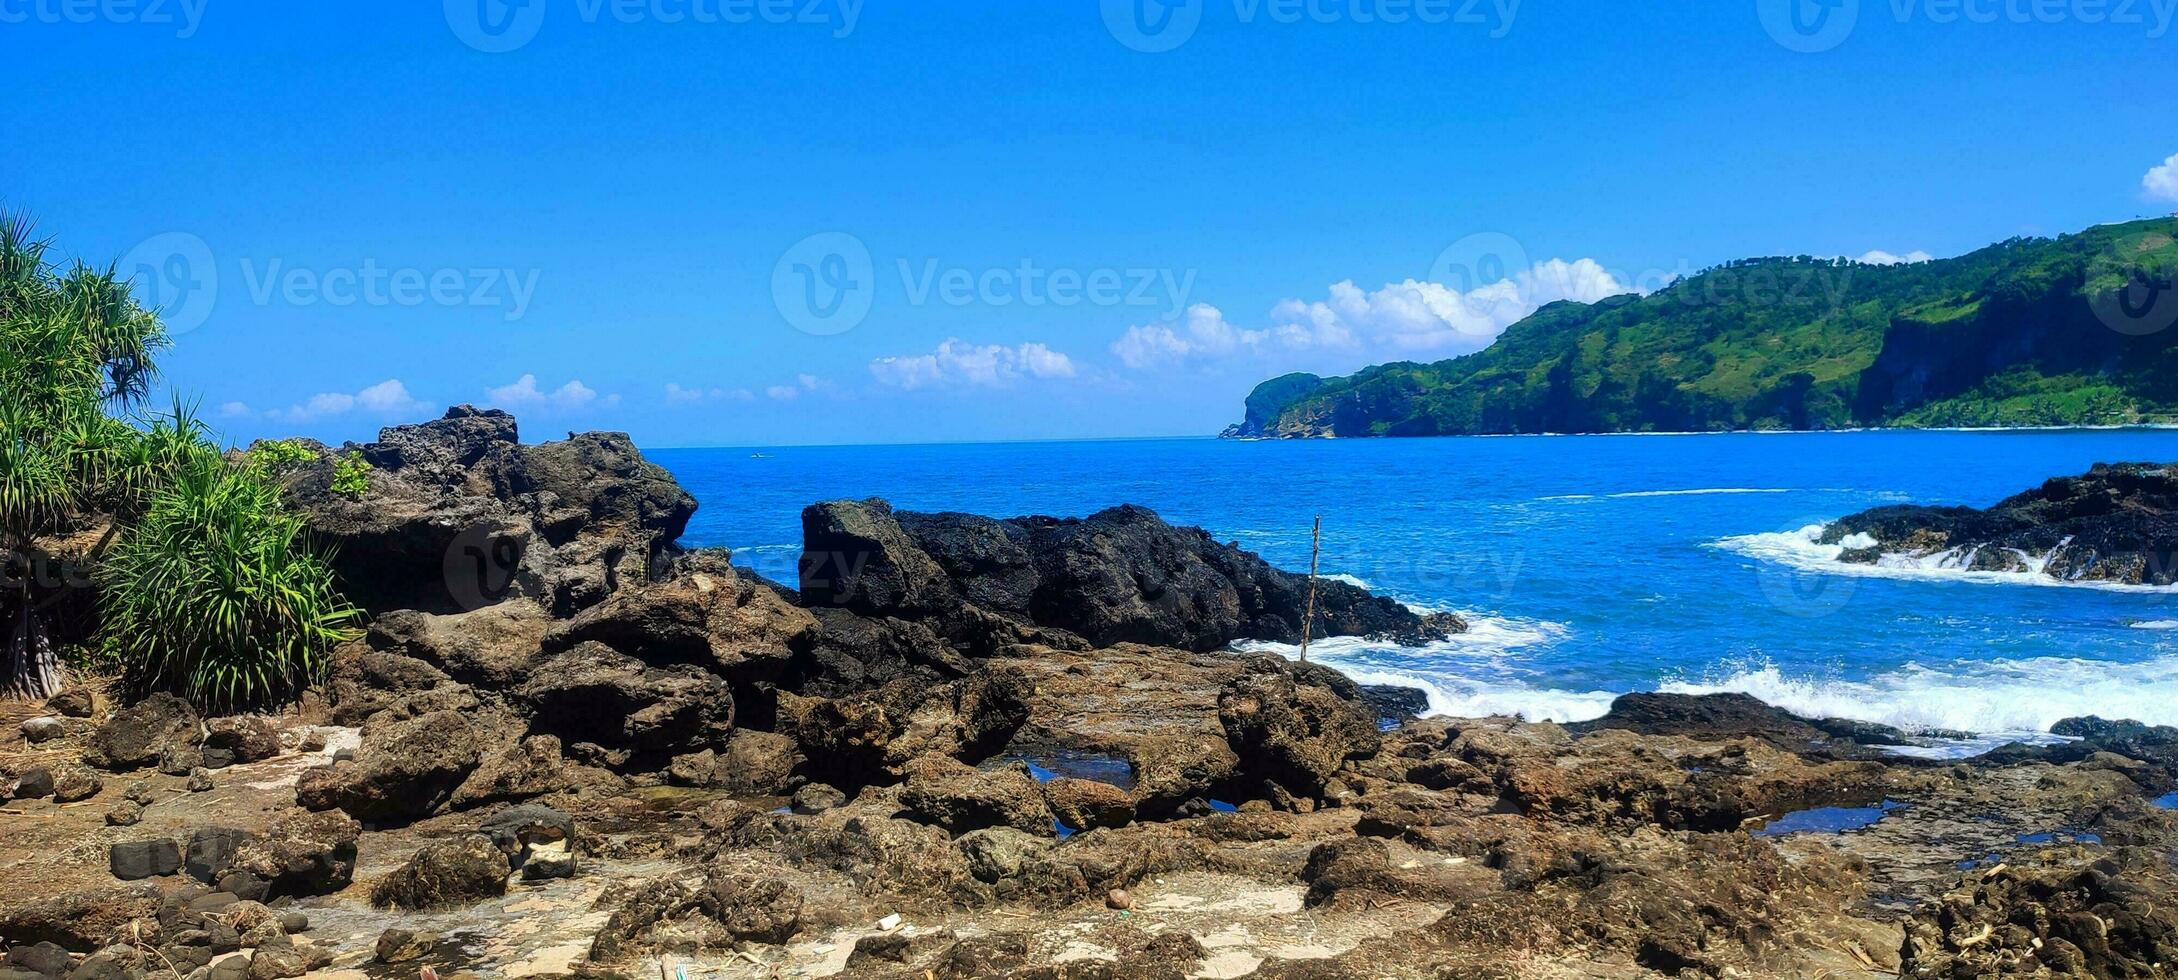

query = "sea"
[651, 428, 2178, 758]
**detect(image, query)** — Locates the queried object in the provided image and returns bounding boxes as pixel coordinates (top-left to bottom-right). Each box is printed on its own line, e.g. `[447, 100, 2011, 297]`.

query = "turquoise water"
[654, 429, 2178, 749]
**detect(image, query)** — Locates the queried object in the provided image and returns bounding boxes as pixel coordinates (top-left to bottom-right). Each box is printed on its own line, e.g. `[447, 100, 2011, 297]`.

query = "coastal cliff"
[5, 410, 2178, 979]
[1228, 217, 2178, 438]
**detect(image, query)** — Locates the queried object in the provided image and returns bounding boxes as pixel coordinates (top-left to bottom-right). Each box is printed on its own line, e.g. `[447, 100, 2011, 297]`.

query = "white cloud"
[1854, 249, 1934, 266]
[486, 374, 619, 412]
[1115, 258, 1633, 369]
[2145, 152, 2178, 204]
[665, 383, 755, 405]
[272, 379, 428, 422]
[763, 374, 832, 401]
[218, 401, 252, 418]
[869, 339, 1079, 390]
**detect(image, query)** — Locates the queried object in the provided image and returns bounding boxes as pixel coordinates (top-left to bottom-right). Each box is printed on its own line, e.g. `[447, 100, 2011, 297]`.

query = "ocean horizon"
[657, 427, 2178, 757]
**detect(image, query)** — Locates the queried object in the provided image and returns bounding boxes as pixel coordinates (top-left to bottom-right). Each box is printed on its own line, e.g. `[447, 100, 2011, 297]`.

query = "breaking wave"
[1714, 523, 2178, 594]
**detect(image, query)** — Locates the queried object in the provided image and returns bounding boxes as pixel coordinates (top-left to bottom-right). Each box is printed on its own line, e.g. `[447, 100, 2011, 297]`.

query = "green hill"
[1224, 217, 2178, 438]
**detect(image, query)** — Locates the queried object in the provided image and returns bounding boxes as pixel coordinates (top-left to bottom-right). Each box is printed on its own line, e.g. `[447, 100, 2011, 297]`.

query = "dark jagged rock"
[275, 405, 696, 616]
[83, 693, 199, 772]
[1218, 657, 1382, 797]
[370, 834, 510, 910]
[201, 716, 280, 768]
[109, 839, 182, 880]
[541, 549, 814, 683]
[797, 498, 1463, 653]
[1823, 461, 2178, 585]
[478, 804, 578, 880]
[224, 810, 360, 899]
[1570, 692, 1916, 756]
[898, 756, 1054, 836]
[0, 887, 159, 952]
[45, 688, 95, 718]
[295, 707, 508, 823]
[1902, 848, 2178, 978]
[513, 642, 735, 767]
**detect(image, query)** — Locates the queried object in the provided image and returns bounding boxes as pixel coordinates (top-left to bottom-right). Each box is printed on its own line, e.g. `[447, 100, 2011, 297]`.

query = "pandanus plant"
[0, 211, 359, 705]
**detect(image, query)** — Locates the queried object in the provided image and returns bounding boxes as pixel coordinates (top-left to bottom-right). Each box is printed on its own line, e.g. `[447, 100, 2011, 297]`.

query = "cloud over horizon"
[2146, 152, 2178, 204]
[486, 374, 619, 412]
[1112, 257, 1634, 370]
[870, 339, 1079, 390]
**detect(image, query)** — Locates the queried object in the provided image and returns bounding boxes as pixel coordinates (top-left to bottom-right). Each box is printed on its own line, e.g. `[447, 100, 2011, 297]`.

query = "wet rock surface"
[1824, 460, 2178, 584]
[12, 411, 2178, 979]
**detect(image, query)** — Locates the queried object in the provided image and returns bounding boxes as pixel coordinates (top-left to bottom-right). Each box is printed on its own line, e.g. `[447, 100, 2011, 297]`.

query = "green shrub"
[330, 450, 372, 499]
[99, 442, 363, 710]
[246, 438, 317, 472]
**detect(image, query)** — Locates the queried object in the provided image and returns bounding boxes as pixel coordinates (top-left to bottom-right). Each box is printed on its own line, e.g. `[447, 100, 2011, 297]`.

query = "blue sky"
[6, 0, 2176, 447]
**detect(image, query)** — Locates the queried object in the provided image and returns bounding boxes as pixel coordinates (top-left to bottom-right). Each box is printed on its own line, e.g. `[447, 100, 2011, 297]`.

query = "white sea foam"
[1247, 612, 2178, 753]
[2132, 619, 2178, 630]
[1715, 523, 2178, 594]
[1238, 613, 1612, 722]
[1660, 657, 2178, 733]
[1540, 487, 1795, 503]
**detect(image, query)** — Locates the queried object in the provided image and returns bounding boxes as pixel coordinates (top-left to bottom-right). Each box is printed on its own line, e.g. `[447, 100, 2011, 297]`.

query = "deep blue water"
[653, 429, 2178, 751]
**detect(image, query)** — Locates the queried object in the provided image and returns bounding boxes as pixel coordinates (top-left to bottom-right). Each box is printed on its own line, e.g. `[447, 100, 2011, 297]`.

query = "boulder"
[898, 756, 1054, 836]
[83, 694, 199, 772]
[374, 927, 438, 964]
[792, 783, 846, 813]
[10, 766, 56, 800]
[0, 886, 159, 952]
[201, 717, 281, 768]
[184, 828, 254, 885]
[295, 707, 504, 823]
[110, 839, 182, 881]
[6, 942, 72, 977]
[369, 834, 510, 910]
[277, 407, 695, 617]
[1823, 462, 2178, 586]
[20, 716, 69, 744]
[1218, 657, 1381, 797]
[45, 688, 95, 718]
[700, 872, 803, 945]
[478, 804, 578, 880]
[513, 642, 734, 766]
[224, 811, 360, 899]
[668, 731, 803, 794]
[447, 734, 581, 810]
[105, 800, 143, 827]
[1043, 777, 1135, 831]
[541, 550, 815, 683]
[798, 499, 1464, 652]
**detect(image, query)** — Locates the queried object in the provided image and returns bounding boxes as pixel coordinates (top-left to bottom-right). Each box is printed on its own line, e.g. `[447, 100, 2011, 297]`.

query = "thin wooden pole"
[1300, 515, 1321, 663]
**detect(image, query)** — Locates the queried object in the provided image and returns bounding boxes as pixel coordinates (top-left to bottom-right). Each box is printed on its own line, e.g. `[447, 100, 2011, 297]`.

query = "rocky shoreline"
[4, 408, 2178, 979]
[1822, 461, 2178, 586]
